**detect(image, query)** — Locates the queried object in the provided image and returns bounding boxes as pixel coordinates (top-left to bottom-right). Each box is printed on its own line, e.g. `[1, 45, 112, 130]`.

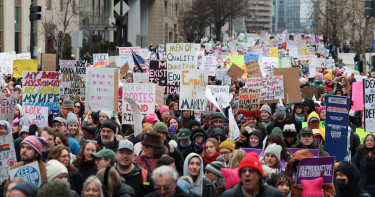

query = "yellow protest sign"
[301, 47, 307, 55]
[13, 59, 38, 77]
[356, 128, 375, 144]
[226, 55, 244, 68]
[240, 64, 247, 78]
[270, 48, 278, 57]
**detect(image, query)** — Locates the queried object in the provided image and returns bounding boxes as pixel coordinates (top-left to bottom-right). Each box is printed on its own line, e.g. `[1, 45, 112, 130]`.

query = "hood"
[303, 98, 316, 114]
[335, 161, 359, 187]
[307, 111, 321, 129]
[284, 149, 313, 177]
[183, 153, 205, 196]
[339, 75, 349, 87]
[0, 120, 12, 135]
[248, 130, 264, 149]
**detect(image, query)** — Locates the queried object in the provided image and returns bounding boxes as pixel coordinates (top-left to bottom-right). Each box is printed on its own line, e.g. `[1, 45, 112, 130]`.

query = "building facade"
[245, 0, 273, 33]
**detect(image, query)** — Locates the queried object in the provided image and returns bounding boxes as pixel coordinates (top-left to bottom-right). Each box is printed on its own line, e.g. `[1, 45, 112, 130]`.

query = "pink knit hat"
[316, 73, 323, 80]
[301, 177, 325, 197]
[317, 106, 326, 116]
[21, 136, 48, 156]
[221, 168, 240, 189]
[146, 113, 158, 123]
[159, 105, 169, 114]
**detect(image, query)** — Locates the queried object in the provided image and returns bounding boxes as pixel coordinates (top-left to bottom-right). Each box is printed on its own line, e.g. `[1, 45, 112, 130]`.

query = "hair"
[153, 146, 166, 158]
[270, 174, 291, 188]
[201, 138, 219, 157]
[156, 155, 175, 168]
[67, 123, 84, 138]
[96, 167, 122, 197]
[47, 145, 78, 175]
[289, 104, 308, 121]
[166, 116, 181, 133]
[360, 134, 375, 160]
[74, 101, 85, 119]
[82, 176, 104, 197]
[229, 149, 246, 169]
[152, 165, 179, 181]
[265, 134, 291, 162]
[180, 110, 192, 129]
[76, 141, 101, 168]
[54, 132, 69, 147]
[334, 89, 344, 96]
[38, 127, 55, 137]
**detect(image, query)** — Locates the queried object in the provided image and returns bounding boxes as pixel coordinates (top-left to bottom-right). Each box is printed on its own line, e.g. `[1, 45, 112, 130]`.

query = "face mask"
[335, 178, 347, 190]
[180, 141, 191, 148]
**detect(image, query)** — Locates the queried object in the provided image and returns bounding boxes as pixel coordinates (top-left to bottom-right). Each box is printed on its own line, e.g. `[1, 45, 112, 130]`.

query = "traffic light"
[29, 5, 41, 21]
[365, 0, 375, 17]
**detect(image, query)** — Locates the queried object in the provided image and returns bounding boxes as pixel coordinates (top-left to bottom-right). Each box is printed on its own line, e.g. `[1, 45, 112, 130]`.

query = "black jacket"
[113, 183, 135, 197]
[222, 181, 282, 197]
[116, 163, 154, 197]
[166, 143, 184, 175]
[76, 160, 97, 183]
[69, 170, 84, 196]
[144, 186, 194, 197]
[352, 150, 374, 189]
[95, 136, 119, 151]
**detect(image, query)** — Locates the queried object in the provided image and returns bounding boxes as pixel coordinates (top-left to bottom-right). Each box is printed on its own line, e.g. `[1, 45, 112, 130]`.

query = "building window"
[165, 1, 168, 17]
[15, 0, 21, 53]
[46, 0, 51, 10]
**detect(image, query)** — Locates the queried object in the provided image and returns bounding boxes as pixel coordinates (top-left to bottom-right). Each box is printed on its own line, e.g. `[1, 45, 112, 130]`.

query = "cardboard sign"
[246, 60, 262, 78]
[179, 70, 208, 111]
[23, 106, 49, 127]
[0, 133, 17, 183]
[86, 68, 118, 111]
[0, 51, 16, 74]
[325, 96, 350, 161]
[288, 148, 319, 157]
[261, 57, 279, 76]
[244, 76, 284, 101]
[166, 43, 196, 82]
[133, 73, 149, 83]
[202, 56, 219, 76]
[41, 54, 56, 71]
[93, 53, 109, 66]
[10, 161, 41, 186]
[364, 79, 375, 132]
[301, 86, 319, 99]
[296, 157, 335, 185]
[239, 88, 261, 111]
[226, 55, 244, 68]
[116, 56, 135, 70]
[122, 83, 156, 124]
[120, 62, 130, 79]
[0, 93, 17, 122]
[205, 85, 230, 112]
[226, 64, 245, 80]
[155, 85, 165, 107]
[351, 81, 364, 111]
[22, 71, 60, 117]
[60, 60, 86, 95]
[13, 60, 38, 77]
[273, 67, 302, 103]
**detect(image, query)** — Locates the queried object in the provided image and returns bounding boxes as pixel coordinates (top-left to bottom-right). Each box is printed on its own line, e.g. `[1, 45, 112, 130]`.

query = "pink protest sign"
[351, 81, 363, 111]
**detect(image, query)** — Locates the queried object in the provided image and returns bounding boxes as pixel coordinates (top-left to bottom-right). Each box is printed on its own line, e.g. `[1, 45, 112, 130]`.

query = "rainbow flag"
[0, 144, 10, 152]
[94, 61, 105, 68]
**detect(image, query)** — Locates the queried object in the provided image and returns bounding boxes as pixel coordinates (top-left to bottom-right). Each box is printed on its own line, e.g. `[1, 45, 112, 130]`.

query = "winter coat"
[95, 135, 119, 151]
[324, 80, 335, 93]
[165, 143, 184, 175]
[313, 80, 324, 88]
[284, 150, 335, 197]
[352, 149, 375, 190]
[76, 160, 97, 182]
[69, 170, 84, 196]
[221, 180, 282, 197]
[113, 183, 136, 197]
[144, 186, 192, 197]
[116, 163, 154, 197]
[134, 151, 164, 173]
[293, 140, 330, 157]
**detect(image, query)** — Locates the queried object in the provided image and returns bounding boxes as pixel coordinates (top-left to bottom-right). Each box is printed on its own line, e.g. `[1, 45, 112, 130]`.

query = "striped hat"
[21, 136, 47, 156]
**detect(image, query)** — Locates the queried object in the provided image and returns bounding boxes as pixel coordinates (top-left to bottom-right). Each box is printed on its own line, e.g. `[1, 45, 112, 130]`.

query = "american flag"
[132, 50, 148, 73]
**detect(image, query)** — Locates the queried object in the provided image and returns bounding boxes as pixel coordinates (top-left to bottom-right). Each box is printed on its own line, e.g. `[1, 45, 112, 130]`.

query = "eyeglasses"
[154, 185, 171, 191]
[74, 105, 81, 108]
[52, 124, 65, 128]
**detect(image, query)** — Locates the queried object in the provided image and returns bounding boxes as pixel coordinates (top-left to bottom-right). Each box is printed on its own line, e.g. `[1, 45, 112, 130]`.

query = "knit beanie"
[317, 106, 326, 116]
[229, 86, 236, 93]
[221, 168, 240, 189]
[21, 136, 47, 156]
[238, 152, 264, 178]
[271, 127, 283, 137]
[62, 98, 74, 109]
[37, 180, 71, 197]
[90, 112, 99, 124]
[260, 105, 272, 115]
[205, 158, 225, 178]
[219, 139, 235, 151]
[275, 106, 286, 119]
[102, 119, 117, 133]
[142, 123, 153, 137]
[66, 112, 79, 125]
[99, 110, 112, 120]
[316, 72, 324, 80]
[153, 122, 169, 134]
[177, 179, 191, 193]
[10, 182, 39, 197]
[283, 124, 297, 137]
[46, 159, 68, 181]
[159, 105, 169, 114]
[264, 143, 282, 161]
[299, 78, 307, 85]
[187, 120, 201, 131]
[324, 71, 332, 81]
[301, 177, 325, 197]
[146, 113, 158, 123]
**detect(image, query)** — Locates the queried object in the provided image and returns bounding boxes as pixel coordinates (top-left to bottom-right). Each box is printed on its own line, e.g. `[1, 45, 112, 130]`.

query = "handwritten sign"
[239, 88, 261, 111]
[60, 60, 86, 95]
[23, 106, 48, 127]
[261, 57, 278, 76]
[244, 52, 260, 63]
[93, 53, 109, 66]
[0, 93, 17, 122]
[281, 57, 290, 68]
[0, 51, 16, 74]
[179, 70, 208, 111]
[226, 55, 244, 68]
[216, 69, 231, 85]
[13, 60, 38, 77]
[22, 71, 60, 116]
[364, 79, 375, 132]
[202, 56, 219, 76]
[0, 133, 17, 183]
[270, 47, 278, 57]
[119, 47, 141, 57]
[149, 60, 167, 86]
[166, 43, 196, 82]
[228, 107, 240, 140]
[246, 60, 262, 78]
[205, 85, 229, 112]
[41, 54, 56, 71]
[16, 53, 31, 59]
[124, 98, 142, 136]
[226, 64, 245, 80]
[10, 161, 41, 186]
[133, 73, 149, 83]
[296, 157, 335, 185]
[116, 56, 135, 70]
[244, 76, 284, 101]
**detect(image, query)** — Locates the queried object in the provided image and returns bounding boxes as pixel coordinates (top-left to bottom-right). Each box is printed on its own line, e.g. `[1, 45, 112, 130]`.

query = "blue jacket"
[65, 130, 81, 155]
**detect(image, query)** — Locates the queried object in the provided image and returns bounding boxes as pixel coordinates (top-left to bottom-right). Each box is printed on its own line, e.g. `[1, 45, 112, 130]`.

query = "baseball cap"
[299, 127, 313, 136]
[309, 117, 319, 123]
[178, 129, 191, 140]
[118, 140, 134, 152]
[92, 149, 116, 162]
[52, 117, 67, 125]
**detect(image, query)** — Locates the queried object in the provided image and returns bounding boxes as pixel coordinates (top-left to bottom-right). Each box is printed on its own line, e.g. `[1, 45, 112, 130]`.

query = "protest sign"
[245, 60, 262, 78]
[351, 81, 363, 111]
[0, 51, 16, 74]
[23, 106, 48, 127]
[166, 81, 180, 95]
[261, 57, 279, 76]
[364, 79, 375, 132]
[13, 59, 38, 77]
[149, 60, 167, 86]
[16, 53, 31, 59]
[300, 47, 307, 55]
[239, 88, 261, 111]
[228, 107, 240, 140]
[93, 53, 109, 66]
[124, 98, 142, 136]
[22, 71, 60, 116]
[306, 46, 315, 55]
[60, 60, 86, 95]
[202, 56, 219, 76]
[226, 55, 244, 68]
[216, 69, 231, 85]
[291, 59, 310, 77]
[296, 157, 335, 185]
[120, 62, 129, 79]
[325, 58, 335, 69]
[244, 52, 260, 62]
[288, 148, 319, 157]
[133, 73, 149, 83]
[205, 85, 229, 112]
[226, 64, 245, 80]
[116, 56, 135, 70]
[86, 68, 118, 111]
[356, 128, 375, 144]
[155, 85, 165, 107]
[122, 83, 155, 124]
[179, 70, 208, 111]
[273, 67, 302, 103]
[0, 93, 17, 122]
[0, 133, 17, 184]
[301, 86, 319, 99]
[244, 76, 284, 101]
[270, 47, 278, 57]
[166, 43, 196, 82]
[241, 148, 264, 156]
[41, 54, 56, 71]
[119, 47, 141, 56]
[10, 161, 41, 186]
[325, 95, 350, 161]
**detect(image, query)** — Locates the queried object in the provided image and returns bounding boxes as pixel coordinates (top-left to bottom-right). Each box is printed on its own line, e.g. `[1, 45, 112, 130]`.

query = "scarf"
[203, 151, 220, 165]
[193, 141, 205, 154]
[294, 113, 305, 124]
[180, 141, 191, 148]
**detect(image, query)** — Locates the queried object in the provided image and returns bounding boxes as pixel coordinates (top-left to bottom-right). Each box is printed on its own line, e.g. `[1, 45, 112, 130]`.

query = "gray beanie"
[205, 156, 225, 178]
[260, 105, 272, 115]
[275, 106, 286, 119]
[66, 112, 79, 125]
[10, 182, 39, 197]
[264, 143, 282, 161]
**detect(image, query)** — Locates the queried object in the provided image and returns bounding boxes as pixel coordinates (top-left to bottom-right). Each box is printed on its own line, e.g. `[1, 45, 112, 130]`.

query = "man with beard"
[95, 119, 119, 151]
[38, 127, 56, 161]
[52, 117, 81, 155]
[3, 136, 48, 194]
[115, 140, 154, 197]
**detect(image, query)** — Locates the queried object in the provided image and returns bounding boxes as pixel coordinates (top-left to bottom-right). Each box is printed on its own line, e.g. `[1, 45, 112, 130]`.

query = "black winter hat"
[102, 119, 117, 133]
[90, 112, 99, 125]
[188, 120, 201, 131]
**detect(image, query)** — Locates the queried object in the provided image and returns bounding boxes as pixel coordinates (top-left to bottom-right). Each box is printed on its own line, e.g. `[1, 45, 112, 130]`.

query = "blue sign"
[244, 52, 260, 63]
[372, 33, 375, 52]
[325, 95, 350, 161]
[10, 161, 41, 186]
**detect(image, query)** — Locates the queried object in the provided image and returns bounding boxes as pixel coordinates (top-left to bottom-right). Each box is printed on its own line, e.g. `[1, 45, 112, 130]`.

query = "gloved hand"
[169, 125, 177, 133]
